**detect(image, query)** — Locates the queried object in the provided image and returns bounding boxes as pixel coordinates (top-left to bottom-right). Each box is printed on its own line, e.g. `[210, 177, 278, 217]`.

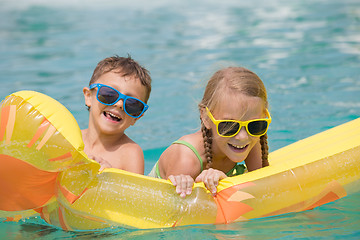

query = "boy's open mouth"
[103, 111, 122, 122]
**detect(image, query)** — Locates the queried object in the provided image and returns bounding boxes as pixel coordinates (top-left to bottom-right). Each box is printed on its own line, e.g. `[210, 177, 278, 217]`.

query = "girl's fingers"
[168, 175, 194, 198]
[209, 178, 218, 195]
[195, 168, 225, 195]
[179, 175, 188, 196]
[185, 175, 194, 195]
[168, 175, 177, 186]
[204, 175, 217, 195]
[170, 169, 227, 197]
[195, 170, 206, 183]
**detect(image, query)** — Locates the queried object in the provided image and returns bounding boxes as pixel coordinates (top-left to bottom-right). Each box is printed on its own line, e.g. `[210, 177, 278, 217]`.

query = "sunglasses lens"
[125, 98, 145, 117]
[218, 121, 240, 136]
[248, 120, 268, 136]
[98, 86, 119, 105]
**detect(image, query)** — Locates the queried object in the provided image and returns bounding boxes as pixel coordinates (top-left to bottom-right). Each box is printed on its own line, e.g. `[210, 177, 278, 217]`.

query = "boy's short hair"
[89, 55, 152, 102]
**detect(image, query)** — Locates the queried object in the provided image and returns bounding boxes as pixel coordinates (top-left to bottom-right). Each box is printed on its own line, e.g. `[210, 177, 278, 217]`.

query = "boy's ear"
[200, 107, 211, 129]
[83, 87, 92, 108]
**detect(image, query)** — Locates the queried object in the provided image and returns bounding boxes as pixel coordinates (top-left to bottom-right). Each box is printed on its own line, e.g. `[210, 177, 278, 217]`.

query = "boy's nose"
[114, 99, 124, 109]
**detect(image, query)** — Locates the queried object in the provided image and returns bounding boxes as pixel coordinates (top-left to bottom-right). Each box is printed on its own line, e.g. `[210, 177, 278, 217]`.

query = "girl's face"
[83, 71, 148, 136]
[206, 92, 266, 163]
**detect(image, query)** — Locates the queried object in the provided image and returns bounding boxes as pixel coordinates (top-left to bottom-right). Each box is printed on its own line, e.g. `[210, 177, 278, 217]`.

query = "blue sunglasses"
[89, 83, 148, 118]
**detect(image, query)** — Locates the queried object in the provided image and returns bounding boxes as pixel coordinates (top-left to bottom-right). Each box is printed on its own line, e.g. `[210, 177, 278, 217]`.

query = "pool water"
[1, 192, 359, 239]
[0, 0, 359, 239]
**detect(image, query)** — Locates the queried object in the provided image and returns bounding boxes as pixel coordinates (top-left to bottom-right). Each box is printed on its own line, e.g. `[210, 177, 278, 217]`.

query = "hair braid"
[260, 134, 269, 167]
[201, 121, 213, 169]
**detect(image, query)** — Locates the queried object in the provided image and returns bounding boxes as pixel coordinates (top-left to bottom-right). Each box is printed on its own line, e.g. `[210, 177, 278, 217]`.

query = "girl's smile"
[228, 142, 249, 153]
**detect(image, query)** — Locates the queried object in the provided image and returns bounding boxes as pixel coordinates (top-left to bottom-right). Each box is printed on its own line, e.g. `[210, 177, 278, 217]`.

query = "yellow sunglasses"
[206, 107, 272, 137]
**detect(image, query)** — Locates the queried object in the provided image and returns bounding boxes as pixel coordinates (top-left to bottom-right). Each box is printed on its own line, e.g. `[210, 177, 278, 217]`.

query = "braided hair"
[201, 121, 213, 169]
[199, 67, 270, 169]
[260, 134, 269, 167]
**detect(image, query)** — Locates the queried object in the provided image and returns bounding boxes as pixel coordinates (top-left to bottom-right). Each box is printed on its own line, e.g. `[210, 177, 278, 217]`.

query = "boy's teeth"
[109, 112, 119, 119]
[105, 111, 121, 121]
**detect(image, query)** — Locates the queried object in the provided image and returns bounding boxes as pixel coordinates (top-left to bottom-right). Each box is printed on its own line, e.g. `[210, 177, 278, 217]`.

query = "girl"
[149, 67, 271, 197]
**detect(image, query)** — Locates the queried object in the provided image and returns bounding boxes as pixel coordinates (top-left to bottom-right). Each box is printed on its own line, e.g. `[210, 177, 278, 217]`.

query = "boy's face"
[83, 71, 148, 136]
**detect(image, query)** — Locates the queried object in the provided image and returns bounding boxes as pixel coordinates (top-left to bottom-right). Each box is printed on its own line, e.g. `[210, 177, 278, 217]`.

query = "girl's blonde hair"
[198, 67, 269, 169]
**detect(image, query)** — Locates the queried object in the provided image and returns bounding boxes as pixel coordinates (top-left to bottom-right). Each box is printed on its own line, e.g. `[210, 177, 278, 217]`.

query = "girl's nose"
[234, 126, 249, 140]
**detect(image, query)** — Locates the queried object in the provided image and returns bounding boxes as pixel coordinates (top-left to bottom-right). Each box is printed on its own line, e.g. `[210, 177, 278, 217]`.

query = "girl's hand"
[168, 174, 194, 198]
[195, 168, 227, 195]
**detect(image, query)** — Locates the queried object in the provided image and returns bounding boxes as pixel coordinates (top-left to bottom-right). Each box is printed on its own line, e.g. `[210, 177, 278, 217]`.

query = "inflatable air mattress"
[0, 91, 359, 230]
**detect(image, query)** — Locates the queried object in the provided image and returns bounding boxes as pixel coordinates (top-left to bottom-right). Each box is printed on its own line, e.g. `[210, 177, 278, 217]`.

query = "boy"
[82, 55, 151, 174]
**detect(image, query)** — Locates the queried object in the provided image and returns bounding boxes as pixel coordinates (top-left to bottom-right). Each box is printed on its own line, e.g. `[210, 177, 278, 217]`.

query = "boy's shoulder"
[109, 135, 144, 171]
[120, 140, 142, 153]
[116, 134, 141, 150]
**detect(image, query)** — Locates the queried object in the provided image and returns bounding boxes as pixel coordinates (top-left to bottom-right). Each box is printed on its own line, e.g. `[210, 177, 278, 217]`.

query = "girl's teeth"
[230, 143, 246, 149]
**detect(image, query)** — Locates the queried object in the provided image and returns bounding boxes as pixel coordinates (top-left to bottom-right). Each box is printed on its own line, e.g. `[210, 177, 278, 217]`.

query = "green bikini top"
[154, 140, 245, 178]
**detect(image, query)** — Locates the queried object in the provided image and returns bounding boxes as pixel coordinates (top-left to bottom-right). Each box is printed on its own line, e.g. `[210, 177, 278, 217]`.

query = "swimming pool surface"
[0, 0, 359, 239]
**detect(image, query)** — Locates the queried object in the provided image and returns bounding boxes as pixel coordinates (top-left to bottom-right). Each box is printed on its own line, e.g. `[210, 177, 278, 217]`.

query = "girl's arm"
[158, 143, 202, 197]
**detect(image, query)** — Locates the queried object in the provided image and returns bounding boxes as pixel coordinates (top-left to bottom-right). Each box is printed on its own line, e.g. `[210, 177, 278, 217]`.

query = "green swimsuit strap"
[155, 161, 161, 179]
[225, 163, 246, 177]
[172, 140, 204, 172]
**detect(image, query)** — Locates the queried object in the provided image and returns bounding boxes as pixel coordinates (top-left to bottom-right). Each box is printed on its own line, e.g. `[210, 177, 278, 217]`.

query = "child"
[149, 67, 271, 197]
[82, 55, 151, 174]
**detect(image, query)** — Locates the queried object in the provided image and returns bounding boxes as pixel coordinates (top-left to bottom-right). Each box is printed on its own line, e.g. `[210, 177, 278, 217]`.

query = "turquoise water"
[1, 192, 359, 239]
[0, 0, 359, 239]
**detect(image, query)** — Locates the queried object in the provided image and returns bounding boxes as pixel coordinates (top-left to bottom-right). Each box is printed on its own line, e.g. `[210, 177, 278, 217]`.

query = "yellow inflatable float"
[0, 91, 360, 230]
